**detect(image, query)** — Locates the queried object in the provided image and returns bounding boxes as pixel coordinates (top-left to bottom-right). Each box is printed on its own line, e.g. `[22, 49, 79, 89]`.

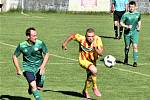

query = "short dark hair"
[86, 28, 95, 34]
[25, 27, 36, 36]
[129, 1, 136, 6]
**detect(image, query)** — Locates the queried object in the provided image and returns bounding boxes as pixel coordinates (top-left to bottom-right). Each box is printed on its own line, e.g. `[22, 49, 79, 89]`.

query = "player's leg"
[36, 70, 45, 90]
[123, 32, 131, 64]
[132, 31, 139, 67]
[118, 11, 125, 39]
[23, 71, 42, 100]
[83, 71, 92, 99]
[79, 60, 92, 98]
[88, 65, 101, 97]
[113, 11, 119, 39]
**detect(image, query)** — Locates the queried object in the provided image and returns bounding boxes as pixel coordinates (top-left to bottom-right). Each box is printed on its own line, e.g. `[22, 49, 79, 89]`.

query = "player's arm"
[111, 2, 115, 13]
[94, 46, 103, 56]
[12, 55, 22, 75]
[94, 37, 104, 56]
[120, 22, 132, 29]
[125, 4, 129, 12]
[39, 53, 49, 75]
[62, 33, 76, 50]
[12, 45, 22, 75]
[120, 15, 132, 29]
[125, 0, 129, 12]
[137, 20, 141, 31]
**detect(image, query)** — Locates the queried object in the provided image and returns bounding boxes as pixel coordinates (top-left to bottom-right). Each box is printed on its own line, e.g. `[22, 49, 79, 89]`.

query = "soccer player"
[120, 1, 141, 67]
[111, 0, 129, 39]
[12, 27, 49, 100]
[62, 28, 103, 99]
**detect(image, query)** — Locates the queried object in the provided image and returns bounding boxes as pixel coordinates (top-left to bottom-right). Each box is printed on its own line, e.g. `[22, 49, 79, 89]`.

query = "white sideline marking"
[21, 12, 45, 18]
[0, 41, 150, 78]
[49, 54, 78, 62]
[113, 67, 150, 78]
[0, 42, 16, 47]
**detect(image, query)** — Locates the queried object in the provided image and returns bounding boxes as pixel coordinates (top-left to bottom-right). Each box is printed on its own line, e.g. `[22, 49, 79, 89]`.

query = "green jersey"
[14, 39, 48, 73]
[121, 11, 141, 32]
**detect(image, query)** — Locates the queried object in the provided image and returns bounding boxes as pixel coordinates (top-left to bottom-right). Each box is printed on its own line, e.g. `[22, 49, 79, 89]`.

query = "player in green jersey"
[12, 27, 49, 100]
[120, 1, 141, 67]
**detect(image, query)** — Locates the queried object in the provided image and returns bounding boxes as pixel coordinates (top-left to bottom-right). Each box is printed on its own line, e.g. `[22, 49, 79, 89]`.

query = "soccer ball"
[104, 55, 116, 68]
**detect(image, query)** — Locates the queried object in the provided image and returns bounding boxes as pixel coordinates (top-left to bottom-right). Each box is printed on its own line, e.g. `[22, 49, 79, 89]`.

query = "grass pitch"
[0, 12, 150, 100]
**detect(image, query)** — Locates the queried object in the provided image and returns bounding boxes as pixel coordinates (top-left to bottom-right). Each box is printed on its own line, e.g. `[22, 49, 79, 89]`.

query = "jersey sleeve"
[74, 34, 84, 43]
[121, 13, 126, 23]
[14, 44, 21, 57]
[42, 41, 48, 54]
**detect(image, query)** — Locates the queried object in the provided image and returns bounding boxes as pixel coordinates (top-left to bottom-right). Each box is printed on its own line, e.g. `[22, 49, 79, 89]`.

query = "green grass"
[0, 12, 150, 100]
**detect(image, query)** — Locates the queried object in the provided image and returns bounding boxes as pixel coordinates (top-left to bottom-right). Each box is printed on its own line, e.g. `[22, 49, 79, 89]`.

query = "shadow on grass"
[43, 90, 97, 100]
[0, 95, 31, 100]
[99, 35, 115, 39]
[100, 59, 133, 67]
[116, 60, 133, 66]
[43, 90, 84, 98]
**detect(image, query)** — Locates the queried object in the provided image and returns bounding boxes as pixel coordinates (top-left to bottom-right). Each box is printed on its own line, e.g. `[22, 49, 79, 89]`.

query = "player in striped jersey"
[62, 28, 103, 99]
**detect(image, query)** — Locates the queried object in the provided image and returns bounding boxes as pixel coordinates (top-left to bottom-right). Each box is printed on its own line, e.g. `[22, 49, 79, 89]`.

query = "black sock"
[114, 25, 118, 37]
[124, 48, 129, 59]
[119, 27, 123, 38]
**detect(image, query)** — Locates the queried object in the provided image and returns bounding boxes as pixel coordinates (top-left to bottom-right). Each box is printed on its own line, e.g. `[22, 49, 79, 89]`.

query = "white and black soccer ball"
[104, 55, 116, 68]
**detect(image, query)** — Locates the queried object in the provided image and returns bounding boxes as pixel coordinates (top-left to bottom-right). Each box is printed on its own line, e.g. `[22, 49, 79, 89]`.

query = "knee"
[89, 65, 97, 75]
[133, 46, 138, 52]
[125, 46, 130, 49]
[30, 81, 37, 91]
[114, 21, 119, 26]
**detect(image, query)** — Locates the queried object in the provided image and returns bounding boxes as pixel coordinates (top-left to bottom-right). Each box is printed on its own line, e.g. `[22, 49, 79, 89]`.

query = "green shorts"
[124, 30, 139, 46]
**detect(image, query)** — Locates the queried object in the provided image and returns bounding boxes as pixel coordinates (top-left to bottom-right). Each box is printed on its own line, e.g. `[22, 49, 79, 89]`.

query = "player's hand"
[127, 25, 132, 29]
[62, 44, 67, 50]
[137, 27, 140, 32]
[111, 9, 114, 13]
[137, 29, 140, 32]
[17, 70, 23, 75]
[93, 46, 103, 56]
[39, 66, 45, 75]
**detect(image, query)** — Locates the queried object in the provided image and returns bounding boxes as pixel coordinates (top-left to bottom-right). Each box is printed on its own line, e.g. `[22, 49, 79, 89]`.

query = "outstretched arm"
[62, 33, 76, 50]
[12, 55, 22, 75]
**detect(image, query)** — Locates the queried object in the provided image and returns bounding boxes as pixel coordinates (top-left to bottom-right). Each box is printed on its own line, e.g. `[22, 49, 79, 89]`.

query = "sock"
[32, 90, 42, 100]
[119, 27, 123, 37]
[114, 25, 118, 37]
[84, 74, 92, 92]
[133, 51, 138, 62]
[124, 48, 129, 59]
[84, 79, 92, 92]
[91, 75, 97, 88]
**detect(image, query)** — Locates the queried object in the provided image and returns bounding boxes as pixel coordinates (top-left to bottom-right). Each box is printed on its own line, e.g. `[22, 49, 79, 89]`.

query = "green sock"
[133, 51, 138, 62]
[32, 90, 42, 100]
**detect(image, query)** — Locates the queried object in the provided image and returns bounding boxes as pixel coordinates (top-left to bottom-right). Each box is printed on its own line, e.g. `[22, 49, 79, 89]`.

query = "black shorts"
[113, 11, 125, 21]
[23, 71, 44, 87]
